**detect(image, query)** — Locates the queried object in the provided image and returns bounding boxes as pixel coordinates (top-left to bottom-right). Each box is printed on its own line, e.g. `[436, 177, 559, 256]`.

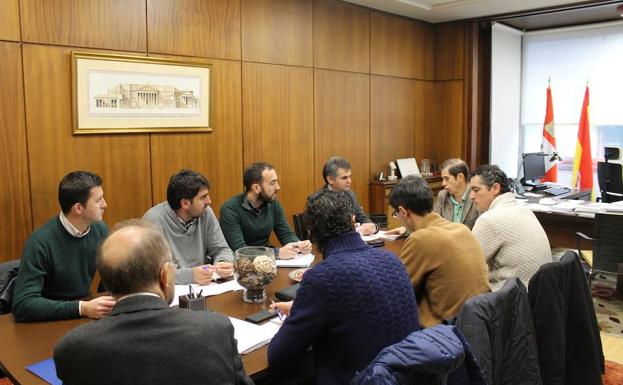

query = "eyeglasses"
[392, 209, 399, 219]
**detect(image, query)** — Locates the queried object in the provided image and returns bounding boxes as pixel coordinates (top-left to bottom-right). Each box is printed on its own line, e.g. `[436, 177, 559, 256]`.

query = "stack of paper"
[276, 253, 314, 268]
[170, 280, 245, 307]
[526, 203, 553, 213]
[229, 317, 282, 354]
[361, 231, 401, 243]
[550, 200, 583, 213]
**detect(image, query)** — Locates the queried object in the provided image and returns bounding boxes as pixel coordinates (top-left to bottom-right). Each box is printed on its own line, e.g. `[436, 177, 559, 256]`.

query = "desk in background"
[523, 188, 592, 248]
[370, 176, 443, 228]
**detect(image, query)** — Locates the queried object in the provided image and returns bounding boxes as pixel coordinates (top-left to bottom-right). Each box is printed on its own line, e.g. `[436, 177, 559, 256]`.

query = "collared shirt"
[117, 292, 160, 303]
[175, 214, 198, 232]
[450, 188, 469, 224]
[241, 196, 263, 217]
[59, 212, 90, 238]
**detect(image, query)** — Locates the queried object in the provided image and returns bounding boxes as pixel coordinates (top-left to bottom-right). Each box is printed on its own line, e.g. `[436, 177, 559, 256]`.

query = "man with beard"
[220, 162, 311, 259]
[54, 220, 253, 385]
[143, 169, 233, 285]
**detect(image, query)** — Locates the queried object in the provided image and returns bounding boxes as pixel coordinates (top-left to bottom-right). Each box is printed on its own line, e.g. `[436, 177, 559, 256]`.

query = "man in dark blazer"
[317, 156, 377, 235]
[433, 158, 479, 229]
[54, 219, 254, 385]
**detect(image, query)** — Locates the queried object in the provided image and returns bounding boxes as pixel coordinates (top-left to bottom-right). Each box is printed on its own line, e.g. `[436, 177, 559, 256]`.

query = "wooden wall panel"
[370, 76, 416, 181]
[148, 0, 241, 60]
[414, 21, 435, 81]
[242, 62, 314, 220]
[149, 57, 242, 212]
[371, 11, 418, 79]
[0, 0, 20, 41]
[20, 0, 146, 51]
[241, 0, 313, 67]
[0, 43, 32, 261]
[314, 0, 369, 73]
[435, 22, 464, 80]
[435, 80, 464, 163]
[314, 69, 370, 210]
[22, 45, 152, 228]
[414, 80, 437, 166]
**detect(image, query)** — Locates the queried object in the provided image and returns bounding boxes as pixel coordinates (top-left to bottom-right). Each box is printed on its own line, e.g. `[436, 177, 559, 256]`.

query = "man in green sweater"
[220, 162, 311, 259]
[12, 171, 115, 322]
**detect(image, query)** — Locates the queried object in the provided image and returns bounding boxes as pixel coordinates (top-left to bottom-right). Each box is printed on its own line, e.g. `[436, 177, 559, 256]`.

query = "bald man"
[54, 220, 253, 385]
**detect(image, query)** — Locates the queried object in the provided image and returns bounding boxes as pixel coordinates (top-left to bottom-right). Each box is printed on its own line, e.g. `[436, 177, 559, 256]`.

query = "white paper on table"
[276, 253, 314, 268]
[170, 280, 244, 307]
[526, 203, 552, 213]
[229, 317, 282, 354]
[361, 231, 400, 243]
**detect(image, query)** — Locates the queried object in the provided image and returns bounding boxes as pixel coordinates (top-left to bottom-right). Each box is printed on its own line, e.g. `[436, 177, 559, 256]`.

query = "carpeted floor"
[592, 272, 623, 337]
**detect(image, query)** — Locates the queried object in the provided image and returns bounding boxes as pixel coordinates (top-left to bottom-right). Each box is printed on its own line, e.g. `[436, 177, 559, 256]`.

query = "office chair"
[0, 259, 20, 315]
[576, 213, 623, 274]
[597, 161, 623, 203]
[292, 213, 308, 241]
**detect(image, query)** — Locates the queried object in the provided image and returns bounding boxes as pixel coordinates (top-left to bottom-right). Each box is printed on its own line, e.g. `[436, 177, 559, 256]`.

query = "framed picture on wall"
[71, 51, 212, 134]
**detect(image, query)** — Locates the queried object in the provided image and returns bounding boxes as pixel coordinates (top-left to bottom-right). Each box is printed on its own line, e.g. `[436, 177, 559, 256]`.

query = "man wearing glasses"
[389, 175, 490, 327]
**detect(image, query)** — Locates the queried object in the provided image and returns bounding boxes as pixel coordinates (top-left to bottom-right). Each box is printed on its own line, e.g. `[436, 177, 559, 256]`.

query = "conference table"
[0, 240, 404, 385]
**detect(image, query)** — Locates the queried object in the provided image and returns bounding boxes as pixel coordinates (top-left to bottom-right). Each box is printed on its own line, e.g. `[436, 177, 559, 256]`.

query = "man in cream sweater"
[470, 164, 552, 291]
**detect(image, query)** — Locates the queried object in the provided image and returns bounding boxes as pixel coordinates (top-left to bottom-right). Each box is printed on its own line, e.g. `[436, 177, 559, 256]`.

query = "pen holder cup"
[179, 294, 206, 311]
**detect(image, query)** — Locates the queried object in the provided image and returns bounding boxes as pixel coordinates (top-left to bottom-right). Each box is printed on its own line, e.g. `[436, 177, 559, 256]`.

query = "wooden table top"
[0, 239, 405, 384]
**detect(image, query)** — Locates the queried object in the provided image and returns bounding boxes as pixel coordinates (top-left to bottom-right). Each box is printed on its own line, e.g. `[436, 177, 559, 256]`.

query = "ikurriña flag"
[540, 84, 557, 183]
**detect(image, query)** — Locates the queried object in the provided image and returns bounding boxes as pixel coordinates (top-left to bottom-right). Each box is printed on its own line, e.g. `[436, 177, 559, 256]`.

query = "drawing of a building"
[94, 83, 199, 109]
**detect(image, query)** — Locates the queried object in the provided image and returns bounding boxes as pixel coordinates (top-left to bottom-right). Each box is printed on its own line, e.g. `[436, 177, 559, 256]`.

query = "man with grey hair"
[54, 219, 253, 385]
[318, 156, 377, 236]
[470, 164, 552, 291]
[434, 158, 479, 229]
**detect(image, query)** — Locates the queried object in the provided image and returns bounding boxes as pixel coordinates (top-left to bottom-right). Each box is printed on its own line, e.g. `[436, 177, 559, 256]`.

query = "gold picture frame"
[72, 51, 212, 134]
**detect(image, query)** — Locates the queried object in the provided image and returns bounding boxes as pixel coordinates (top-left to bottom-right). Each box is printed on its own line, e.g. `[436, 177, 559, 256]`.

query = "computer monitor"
[522, 152, 546, 183]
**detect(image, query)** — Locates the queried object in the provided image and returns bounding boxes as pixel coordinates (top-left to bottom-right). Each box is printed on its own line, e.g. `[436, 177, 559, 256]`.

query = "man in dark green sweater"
[220, 162, 311, 258]
[12, 171, 115, 322]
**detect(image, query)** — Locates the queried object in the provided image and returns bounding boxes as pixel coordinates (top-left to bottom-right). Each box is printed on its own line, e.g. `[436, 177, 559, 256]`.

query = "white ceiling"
[343, 0, 591, 23]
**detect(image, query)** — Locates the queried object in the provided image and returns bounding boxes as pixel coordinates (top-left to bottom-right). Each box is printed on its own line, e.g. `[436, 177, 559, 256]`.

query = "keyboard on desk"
[543, 186, 570, 196]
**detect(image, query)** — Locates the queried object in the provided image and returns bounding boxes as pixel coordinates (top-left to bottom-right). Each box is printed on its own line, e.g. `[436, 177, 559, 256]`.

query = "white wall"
[490, 22, 523, 177]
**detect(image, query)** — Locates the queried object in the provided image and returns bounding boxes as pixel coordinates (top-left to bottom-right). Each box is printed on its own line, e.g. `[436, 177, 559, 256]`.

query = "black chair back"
[0, 259, 20, 315]
[597, 162, 623, 203]
[292, 213, 308, 240]
[593, 213, 623, 272]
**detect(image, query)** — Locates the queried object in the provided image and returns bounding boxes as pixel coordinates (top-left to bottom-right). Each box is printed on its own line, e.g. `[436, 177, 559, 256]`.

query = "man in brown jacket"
[389, 175, 490, 327]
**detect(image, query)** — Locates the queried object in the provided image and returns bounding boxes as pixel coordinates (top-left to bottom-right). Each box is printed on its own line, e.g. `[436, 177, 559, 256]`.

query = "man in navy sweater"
[268, 190, 420, 385]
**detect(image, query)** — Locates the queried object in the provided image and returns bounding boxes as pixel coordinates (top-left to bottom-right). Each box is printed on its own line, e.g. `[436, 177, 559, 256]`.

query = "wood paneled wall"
[0, 0, 472, 262]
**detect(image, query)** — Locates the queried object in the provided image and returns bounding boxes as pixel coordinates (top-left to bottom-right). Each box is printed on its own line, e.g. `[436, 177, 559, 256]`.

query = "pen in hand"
[270, 300, 285, 321]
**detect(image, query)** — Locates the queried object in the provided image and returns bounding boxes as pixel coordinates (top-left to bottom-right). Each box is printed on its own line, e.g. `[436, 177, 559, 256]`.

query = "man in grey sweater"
[143, 170, 233, 285]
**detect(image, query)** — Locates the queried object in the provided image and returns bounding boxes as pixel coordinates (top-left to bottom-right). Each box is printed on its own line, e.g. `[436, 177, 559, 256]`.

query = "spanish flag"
[540, 84, 557, 183]
[571, 85, 593, 192]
